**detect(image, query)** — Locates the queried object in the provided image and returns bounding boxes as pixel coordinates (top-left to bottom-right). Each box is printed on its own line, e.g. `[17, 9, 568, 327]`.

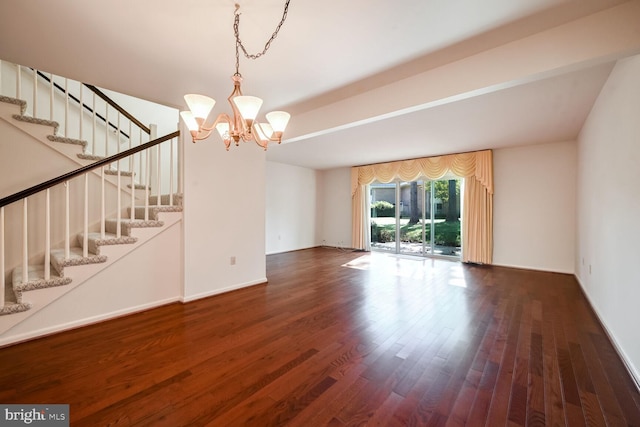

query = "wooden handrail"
[85, 84, 151, 135]
[0, 131, 179, 209]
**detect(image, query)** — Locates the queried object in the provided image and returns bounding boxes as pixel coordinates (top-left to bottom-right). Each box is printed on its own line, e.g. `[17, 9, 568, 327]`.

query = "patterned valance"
[351, 150, 493, 195]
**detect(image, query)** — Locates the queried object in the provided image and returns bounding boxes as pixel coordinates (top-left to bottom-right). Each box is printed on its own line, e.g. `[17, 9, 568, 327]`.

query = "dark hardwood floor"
[1, 247, 639, 426]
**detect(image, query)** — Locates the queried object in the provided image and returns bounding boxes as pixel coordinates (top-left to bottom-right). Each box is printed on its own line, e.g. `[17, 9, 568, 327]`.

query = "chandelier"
[180, 1, 291, 150]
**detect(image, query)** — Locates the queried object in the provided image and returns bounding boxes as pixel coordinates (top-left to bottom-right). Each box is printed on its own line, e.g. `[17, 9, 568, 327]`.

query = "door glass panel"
[424, 181, 433, 255]
[399, 181, 426, 255]
[433, 178, 461, 257]
[370, 182, 397, 252]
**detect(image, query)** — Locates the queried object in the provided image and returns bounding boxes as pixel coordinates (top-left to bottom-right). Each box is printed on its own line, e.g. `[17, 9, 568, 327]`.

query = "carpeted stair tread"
[50, 248, 108, 277]
[77, 153, 105, 161]
[104, 219, 164, 237]
[149, 193, 183, 206]
[77, 232, 138, 255]
[12, 265, 72, 294]
[12, 114, 59, 134]
[127, 183, 149, 190]
[129, 205, 183, 220]
[0, 301, 31, 316]
[47, 134, 87, 148]
[0, 95, 27, 114]
[105, 169, 134, 177]
[3, 265, 70, 316]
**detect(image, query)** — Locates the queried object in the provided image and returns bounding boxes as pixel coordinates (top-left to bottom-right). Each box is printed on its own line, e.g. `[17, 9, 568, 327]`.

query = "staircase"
[0, 60, 182, 340]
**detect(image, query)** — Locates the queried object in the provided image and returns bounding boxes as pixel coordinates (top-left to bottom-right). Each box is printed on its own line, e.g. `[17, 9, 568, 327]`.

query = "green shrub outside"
[371, 201, 395, 217]
[371, 220, 460, 246]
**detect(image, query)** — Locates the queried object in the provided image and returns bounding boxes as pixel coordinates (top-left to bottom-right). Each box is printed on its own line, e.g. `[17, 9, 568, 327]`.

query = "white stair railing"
[1, 58, 182, 314]
[1, 61, 153, 180]
[0, 132, 180, 312]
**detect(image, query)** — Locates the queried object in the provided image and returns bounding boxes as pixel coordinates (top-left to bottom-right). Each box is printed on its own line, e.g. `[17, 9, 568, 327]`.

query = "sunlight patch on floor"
[342, 252, 468, 287]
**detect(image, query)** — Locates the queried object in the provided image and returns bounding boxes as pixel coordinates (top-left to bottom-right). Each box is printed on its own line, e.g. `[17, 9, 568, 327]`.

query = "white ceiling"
[0, 0, 636, 170]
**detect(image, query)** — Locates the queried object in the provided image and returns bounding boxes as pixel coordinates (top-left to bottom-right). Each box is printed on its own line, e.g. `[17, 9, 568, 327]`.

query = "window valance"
[351, 150, 493, 196]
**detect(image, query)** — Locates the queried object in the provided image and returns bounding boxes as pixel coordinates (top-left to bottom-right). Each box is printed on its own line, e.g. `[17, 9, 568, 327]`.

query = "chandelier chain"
[233, 0, 291, 75]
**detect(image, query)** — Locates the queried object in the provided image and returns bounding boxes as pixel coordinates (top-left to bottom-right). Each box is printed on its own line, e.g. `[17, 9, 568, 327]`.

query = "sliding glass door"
[370, 178, 462, 258]
[399, 181, 426, 256]
[432, 178, 461, 257]
[370, 182, 398, 252]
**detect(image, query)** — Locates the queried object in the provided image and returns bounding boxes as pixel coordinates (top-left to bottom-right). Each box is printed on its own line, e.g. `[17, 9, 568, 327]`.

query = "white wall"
[182, 126, 266, 300]
[0, 116, 76, 198]
[316, 152, 579, 270]
[576, 54, 640, 383]
[263, 164, 352, 254]
[318, 167, 352, 248]
[265, 161, 319, 254]
[104, 89, 178, 138]
[493, 141, 577, 273]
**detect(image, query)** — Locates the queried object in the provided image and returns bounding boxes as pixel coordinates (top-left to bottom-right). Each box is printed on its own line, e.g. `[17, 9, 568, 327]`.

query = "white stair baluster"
[100, 167, 105, 239]
[0, 206, 5, 308]
[16, 64, 21, 100]
[130, 121, 135, 222]
[116, 113, 121, 238]
[145, 146, 150, 221]
[33, 68, 37, 117]
[22, 198, 28, 284]
[105, 105, 109, 157]
[92, 93, 96, 154]
[138, 129, 143, 180]
[169, 137, 175, 206]
[83, 173, 89, 258]
[178, 128, 184, 195]
[150, 124, 159, 207]
[44, 189, 50, 280]
[64, 79, 69, 137]
[64, 181, 70, 259]
[117, 166, 122, 239]
[79, 84, 83, 140]
[156, 143, 161, 207]
[49, 73, 54, 121]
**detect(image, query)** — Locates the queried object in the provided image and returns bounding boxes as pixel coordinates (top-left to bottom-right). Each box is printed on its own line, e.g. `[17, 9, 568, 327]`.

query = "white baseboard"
[574, 274, 640, 392]
[265, 245, 319, 256]
[181, 278, 268, 303]
[0, 297, 180, 348]
[492, 262, 574, 275]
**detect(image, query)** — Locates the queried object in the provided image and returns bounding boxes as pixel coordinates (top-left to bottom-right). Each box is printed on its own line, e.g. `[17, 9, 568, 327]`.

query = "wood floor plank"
[0, 248, 638, 426]
[485, 297, 524, 426]
[542, 288, 567, 427]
